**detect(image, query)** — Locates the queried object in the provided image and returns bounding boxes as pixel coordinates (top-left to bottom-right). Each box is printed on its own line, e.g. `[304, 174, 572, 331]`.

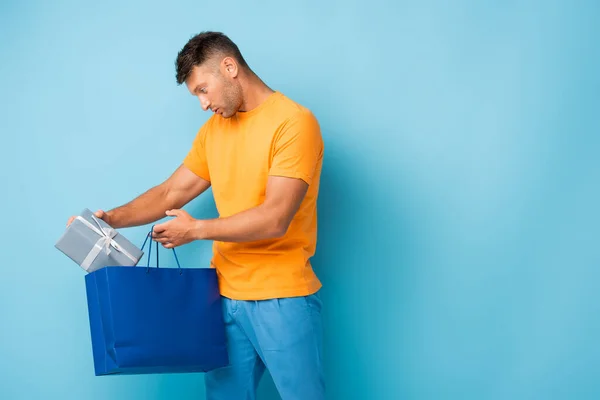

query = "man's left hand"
[152, 209, 198, 248]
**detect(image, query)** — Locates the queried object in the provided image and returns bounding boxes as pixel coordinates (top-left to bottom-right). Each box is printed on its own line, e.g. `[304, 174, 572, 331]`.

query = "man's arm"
[152, 175, 308, 247]
[197, 175, 307, 242]
[106, 164, 211, 228]
[67, 164, 211, 229]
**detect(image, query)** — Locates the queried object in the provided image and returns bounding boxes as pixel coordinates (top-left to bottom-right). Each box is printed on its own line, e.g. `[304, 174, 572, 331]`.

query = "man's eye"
[200, 88, 207, 94]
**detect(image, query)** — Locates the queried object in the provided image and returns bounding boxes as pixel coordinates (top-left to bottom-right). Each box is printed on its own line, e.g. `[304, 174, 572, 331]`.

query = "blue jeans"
[205, 292, 325, 400]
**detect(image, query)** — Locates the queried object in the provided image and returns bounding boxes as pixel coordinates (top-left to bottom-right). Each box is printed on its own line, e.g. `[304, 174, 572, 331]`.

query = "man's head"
[175, 32, 249, 118]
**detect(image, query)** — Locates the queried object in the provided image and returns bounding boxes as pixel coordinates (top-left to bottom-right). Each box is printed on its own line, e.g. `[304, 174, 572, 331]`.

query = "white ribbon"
[75, 215, 138, 270]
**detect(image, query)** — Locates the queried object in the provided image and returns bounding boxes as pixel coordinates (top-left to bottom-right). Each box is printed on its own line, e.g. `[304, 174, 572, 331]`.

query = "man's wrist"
[105, 210, 123, 229]
[193, 219, 208, 241]
[104, 210, 114, 227]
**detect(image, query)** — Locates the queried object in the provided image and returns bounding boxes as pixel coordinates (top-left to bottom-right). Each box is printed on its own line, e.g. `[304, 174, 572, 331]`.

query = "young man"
[67, 31, 324, 399]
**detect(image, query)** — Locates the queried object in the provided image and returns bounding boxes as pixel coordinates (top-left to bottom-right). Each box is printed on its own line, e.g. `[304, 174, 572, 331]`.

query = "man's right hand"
[66, 210, 107, 227]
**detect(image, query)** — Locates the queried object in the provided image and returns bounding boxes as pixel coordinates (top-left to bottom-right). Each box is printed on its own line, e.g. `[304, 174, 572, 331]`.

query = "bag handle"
[139, 225, 183, 275]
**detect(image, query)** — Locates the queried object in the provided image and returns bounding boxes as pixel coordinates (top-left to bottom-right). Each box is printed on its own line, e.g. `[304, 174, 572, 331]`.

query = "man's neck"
[238, 72, 275, 112]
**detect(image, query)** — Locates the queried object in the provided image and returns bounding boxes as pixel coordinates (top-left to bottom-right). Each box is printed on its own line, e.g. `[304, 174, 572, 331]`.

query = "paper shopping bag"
[85, 230, 229, 375]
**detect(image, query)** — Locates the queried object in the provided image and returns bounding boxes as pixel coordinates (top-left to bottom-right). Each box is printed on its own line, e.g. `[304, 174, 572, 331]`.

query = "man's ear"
[222, 56, 239, 78]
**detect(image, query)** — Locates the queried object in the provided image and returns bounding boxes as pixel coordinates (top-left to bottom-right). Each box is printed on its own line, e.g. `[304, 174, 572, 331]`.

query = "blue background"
[1, 0, 599, 399]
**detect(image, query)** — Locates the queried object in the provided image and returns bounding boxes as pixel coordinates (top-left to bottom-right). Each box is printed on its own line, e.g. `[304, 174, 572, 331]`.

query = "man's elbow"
[266, 214, 292, 239]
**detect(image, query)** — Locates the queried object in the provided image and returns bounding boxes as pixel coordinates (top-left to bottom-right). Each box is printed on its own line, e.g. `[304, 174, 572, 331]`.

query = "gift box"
[55, 208, 144, 273]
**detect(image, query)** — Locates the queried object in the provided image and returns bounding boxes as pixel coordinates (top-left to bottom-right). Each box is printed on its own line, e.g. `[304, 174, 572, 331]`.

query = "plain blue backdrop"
[1, 0, 599, 399]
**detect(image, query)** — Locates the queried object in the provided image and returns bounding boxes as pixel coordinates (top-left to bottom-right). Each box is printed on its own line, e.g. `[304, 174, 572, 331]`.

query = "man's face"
[185, 62, 242, 118]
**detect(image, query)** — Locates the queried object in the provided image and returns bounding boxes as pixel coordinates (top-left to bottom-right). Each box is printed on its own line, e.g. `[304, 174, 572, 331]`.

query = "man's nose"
[199, 96, 210, 111]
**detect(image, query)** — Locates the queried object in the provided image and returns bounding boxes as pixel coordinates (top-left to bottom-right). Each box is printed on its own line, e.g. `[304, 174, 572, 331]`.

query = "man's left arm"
[152, 110, 323, 246]
[199, 175, 309, 242]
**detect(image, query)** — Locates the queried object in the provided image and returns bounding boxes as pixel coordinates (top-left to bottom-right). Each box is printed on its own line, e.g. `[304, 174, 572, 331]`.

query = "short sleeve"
[269, 110, 323, 185]
[183, 123, 210, 182]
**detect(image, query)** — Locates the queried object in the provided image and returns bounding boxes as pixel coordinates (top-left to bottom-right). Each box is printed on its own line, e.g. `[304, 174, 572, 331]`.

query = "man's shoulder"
[271, 94, 322, 147]
[272, 92, 315, 119]
[262, 93, 320, 137]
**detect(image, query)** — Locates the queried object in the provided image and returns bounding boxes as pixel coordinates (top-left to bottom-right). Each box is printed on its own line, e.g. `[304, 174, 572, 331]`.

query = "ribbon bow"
[75, 215, 137, 271]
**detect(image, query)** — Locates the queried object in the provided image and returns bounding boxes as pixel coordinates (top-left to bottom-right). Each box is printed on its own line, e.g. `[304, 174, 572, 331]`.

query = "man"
[67, 31, 324, 399]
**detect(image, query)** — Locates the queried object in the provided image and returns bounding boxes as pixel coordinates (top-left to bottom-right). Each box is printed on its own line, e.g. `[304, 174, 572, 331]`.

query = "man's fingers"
[153, 224, 167, 234]
[152, 231, 167, 239]
[67, 216, 75, 227]
[165, 209, 184, 217]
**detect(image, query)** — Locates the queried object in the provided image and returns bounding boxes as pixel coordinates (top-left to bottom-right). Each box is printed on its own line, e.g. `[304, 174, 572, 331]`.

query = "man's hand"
[66, 210, 107, 227]
[152, 209, 199, 248]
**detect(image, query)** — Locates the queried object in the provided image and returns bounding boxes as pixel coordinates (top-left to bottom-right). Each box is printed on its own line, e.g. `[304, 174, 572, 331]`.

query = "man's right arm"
[67, 164, 210, 228]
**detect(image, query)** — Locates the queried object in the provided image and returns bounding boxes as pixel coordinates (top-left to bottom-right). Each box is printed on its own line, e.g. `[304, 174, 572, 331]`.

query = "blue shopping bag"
[84, 227, 229, 375]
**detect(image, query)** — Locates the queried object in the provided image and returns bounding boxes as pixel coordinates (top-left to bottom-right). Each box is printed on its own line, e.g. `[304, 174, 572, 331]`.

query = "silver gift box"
[55, 208, 144, 273]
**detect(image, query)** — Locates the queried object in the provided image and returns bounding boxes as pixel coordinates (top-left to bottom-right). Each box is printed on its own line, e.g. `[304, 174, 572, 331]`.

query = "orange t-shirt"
[183, 91, 323, 300]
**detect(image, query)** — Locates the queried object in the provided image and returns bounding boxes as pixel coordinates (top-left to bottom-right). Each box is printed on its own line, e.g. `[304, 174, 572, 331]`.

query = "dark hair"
[175, 31, 249, 85]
